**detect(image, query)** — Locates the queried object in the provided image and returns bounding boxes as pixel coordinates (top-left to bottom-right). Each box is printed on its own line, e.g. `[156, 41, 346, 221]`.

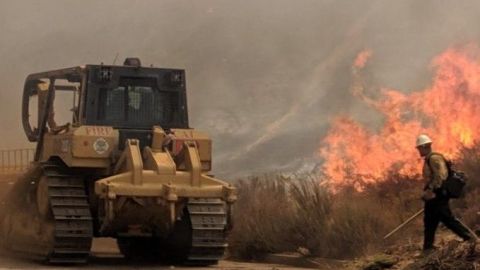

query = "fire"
[319, 46, 480, 189]
[353, 49, 372, 69]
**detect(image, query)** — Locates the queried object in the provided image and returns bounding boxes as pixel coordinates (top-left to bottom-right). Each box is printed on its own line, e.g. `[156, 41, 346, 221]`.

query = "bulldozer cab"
[84, 64, 189, 130]
[22, 59, 189, 156]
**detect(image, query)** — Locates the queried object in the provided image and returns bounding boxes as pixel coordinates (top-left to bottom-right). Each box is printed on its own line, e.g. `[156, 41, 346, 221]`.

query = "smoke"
[1, 0, 480, 178]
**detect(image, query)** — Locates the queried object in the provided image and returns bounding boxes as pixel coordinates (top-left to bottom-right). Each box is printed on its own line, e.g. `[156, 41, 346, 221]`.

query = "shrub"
[228, 142, 480, 260]
[228, 174, 297, 259]
[228, 173, 421, 259]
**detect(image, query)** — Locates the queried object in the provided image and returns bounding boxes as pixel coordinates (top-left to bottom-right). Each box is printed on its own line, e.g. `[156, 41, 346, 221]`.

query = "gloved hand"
[422, 190, 436, 201]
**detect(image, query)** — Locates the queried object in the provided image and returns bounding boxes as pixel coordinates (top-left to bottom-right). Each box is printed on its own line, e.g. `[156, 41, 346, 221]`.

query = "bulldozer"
[0, 58, 237, 265]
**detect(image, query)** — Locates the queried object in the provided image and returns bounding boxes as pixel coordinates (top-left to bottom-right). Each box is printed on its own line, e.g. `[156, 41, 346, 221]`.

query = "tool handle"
[383, 209, 424, 240]
[456, 218, 480, 241]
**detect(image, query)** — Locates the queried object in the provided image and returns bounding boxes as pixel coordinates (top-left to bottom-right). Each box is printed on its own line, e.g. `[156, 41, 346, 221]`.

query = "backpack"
[426, 153, 466, 199]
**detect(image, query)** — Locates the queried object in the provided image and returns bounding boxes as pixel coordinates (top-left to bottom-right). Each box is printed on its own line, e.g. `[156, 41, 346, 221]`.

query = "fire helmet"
[416, 134, 432, 147]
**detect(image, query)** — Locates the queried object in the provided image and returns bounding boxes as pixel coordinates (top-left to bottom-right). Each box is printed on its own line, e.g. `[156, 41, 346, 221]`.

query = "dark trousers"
[423, 198, 472, 250]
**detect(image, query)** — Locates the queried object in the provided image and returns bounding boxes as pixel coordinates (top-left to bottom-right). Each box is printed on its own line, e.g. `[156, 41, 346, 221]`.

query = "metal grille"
[0, 149, 35, 173]
[97, 81, 179, 127]
[126, 88, 178, 124]
[127, 87, 153, 123]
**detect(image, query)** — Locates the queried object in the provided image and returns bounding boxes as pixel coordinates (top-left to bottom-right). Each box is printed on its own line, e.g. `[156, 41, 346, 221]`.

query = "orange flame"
[319, 46, 480, 189]
[353, 49, 372, 69]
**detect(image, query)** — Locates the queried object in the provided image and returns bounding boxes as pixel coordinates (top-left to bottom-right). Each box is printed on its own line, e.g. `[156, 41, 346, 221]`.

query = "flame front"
[319, 46, 480, 189]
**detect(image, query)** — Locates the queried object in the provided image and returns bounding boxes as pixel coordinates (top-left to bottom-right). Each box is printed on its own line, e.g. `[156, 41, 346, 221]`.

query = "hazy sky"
[1, 0, 480, 178]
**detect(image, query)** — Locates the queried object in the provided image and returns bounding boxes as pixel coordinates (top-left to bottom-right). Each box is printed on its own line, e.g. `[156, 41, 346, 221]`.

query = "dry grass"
[228, 143, 480, 261]
[228, 173, 422, 260]
[455, 143, 480, 231]
[227, 174, 297, 259]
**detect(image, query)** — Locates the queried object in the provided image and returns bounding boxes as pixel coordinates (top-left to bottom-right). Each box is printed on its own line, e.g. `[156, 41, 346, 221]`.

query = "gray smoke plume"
[1, 0, 480, 178]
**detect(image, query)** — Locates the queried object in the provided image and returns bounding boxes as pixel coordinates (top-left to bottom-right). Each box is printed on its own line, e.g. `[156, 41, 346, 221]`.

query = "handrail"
[0, 148, 35, 173]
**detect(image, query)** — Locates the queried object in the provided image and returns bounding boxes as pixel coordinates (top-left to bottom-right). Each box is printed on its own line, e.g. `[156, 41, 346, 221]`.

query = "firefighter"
[416, 134, 473, 251]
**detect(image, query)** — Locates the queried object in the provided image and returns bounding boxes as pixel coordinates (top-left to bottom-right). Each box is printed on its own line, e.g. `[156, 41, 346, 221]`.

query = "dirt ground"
[0, 173, 17, 199]
[0, 238, 314, 270]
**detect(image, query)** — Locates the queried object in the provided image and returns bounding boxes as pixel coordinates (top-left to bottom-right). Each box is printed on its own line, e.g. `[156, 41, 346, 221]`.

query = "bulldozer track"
[186, 198, 228, 265]
[42, 163, 93, 264]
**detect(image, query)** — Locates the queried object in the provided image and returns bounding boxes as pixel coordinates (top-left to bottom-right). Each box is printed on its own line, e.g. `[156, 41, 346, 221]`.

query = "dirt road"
[0, 238, 308, 270]
[0, 239, 306, 270]
[0, 238, 312, 269]
[0, 258, 306, 270]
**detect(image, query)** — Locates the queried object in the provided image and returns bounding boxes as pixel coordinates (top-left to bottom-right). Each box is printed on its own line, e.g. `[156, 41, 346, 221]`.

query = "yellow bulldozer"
[0, 58, 237, 265]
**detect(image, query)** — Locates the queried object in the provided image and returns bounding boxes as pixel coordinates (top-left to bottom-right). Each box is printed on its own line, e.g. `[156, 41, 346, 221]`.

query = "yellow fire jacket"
[422, 153, 448, 191]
